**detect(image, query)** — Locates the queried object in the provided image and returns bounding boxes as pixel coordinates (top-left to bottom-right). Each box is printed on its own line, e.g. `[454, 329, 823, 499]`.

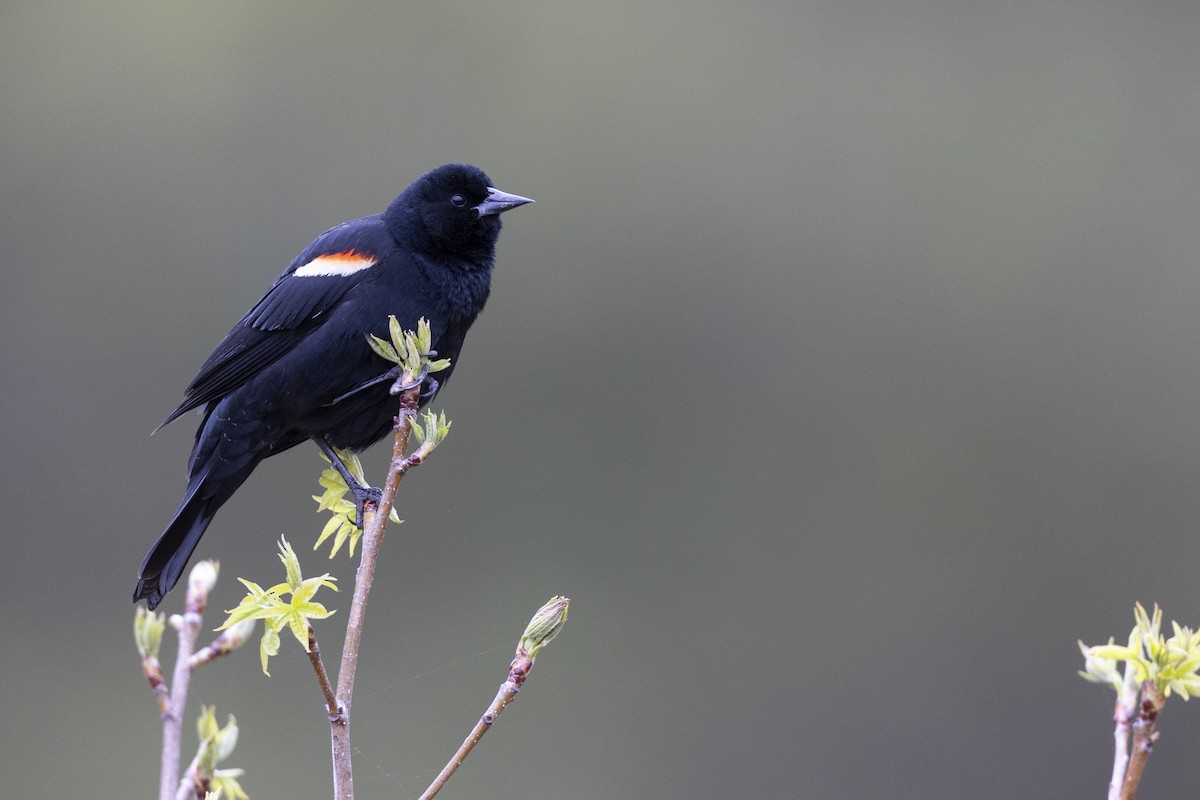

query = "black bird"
[134, 163, 532, 609]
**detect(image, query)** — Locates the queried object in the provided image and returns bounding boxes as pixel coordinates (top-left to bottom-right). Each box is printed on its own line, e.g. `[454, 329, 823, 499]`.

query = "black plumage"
[134, 163, 532, 609]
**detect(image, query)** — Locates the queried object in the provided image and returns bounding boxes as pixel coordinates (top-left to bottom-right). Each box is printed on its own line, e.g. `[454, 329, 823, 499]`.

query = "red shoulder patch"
[293, 249, 379, 277]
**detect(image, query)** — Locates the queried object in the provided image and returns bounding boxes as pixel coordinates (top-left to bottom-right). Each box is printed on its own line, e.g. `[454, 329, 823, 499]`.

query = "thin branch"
[1108, 695, 1128, 800]
[330, 383, 423, 800]
[1119, 687, 1163, 800]
[174, 752, 208, 800]
[141, 654, 171, 715]
[188, 625, 250, 670]
[307, 625, 339, 718]
[420, 596, 569, 800]
[160, 571, 212, 800]
[418, 670, 524, 800]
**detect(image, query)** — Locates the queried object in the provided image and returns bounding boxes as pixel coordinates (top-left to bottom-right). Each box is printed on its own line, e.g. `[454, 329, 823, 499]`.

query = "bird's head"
[386, 163, 533, 257]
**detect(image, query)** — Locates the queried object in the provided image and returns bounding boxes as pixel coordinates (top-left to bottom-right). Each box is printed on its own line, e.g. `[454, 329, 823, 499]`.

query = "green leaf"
[415, 317, 432, 354]
[389, 314, 404, 350]
[314, 513, 347, 552]
[198, 705, 219, 741]
[367, 333, 400, 364]
[286, 613, 309, 649]
[217, 580, 284, 630]
[1088, 645, 1137, 661]
[222, 542, 339, 674]
[212, 769, 248, 800]
[404, 337, 421, 372]
[277, 537, 303, 590]
[312, 451, 398, 557]
[260, 626, 280, 676]
[213, 715, 239, 762]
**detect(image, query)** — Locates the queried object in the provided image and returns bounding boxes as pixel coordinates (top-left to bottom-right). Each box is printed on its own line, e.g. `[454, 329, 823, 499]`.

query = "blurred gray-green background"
[4, 1, 1200, 797]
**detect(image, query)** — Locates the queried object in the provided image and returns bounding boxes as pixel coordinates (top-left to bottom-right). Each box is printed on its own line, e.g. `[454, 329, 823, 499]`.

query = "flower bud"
[520, 596, 570, 659]
[188, 560, 220, 597]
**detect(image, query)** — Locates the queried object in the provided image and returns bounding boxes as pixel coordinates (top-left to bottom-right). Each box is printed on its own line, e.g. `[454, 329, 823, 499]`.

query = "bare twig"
[307, 625, 339, 718]
[188, 621, 253, 670]
[1109, 693, 1134, 800]
[420, 596, 570, 800]
[1119, 686, 1164, 800]
[159, 565, 214, 800]
[175, 753, 209, 800]
[419, 666, 524, 800]
[141, 653, 171, 716]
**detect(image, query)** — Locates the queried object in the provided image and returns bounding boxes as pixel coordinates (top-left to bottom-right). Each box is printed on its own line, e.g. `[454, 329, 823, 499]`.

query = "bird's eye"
[450, 194, 467, 208]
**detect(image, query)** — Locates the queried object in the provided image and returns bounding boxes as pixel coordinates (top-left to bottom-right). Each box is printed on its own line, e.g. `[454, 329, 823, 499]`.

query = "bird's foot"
[311, 436, 383, 528]
[351, 483, 384, 529]
[389, 362, 430, 396]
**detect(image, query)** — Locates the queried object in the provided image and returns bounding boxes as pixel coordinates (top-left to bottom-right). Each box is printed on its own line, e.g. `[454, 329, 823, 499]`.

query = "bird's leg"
[326, 370, 397, 405]
[312, 437, 381, 528]
[326, 350, 439, 406]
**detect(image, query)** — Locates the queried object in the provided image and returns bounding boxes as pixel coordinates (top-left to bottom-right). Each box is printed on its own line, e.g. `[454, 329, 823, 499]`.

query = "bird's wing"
[159, 215, 396, 429]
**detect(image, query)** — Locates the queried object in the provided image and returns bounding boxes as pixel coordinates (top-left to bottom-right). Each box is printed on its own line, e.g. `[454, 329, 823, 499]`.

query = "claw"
[351, 484, 383, 528]
[390, 362, 430, 396]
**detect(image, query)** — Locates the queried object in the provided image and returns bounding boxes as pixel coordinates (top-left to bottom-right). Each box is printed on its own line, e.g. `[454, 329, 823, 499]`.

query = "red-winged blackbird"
[134, 164, 532, 609]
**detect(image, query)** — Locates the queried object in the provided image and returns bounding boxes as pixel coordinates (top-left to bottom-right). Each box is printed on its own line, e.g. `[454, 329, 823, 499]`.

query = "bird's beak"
[475, 186, 535, 217]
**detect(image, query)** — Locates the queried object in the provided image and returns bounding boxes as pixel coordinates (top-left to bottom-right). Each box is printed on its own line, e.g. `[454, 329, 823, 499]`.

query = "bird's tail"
[133, 480, 219, 610]
[136, 395, 270, 609]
